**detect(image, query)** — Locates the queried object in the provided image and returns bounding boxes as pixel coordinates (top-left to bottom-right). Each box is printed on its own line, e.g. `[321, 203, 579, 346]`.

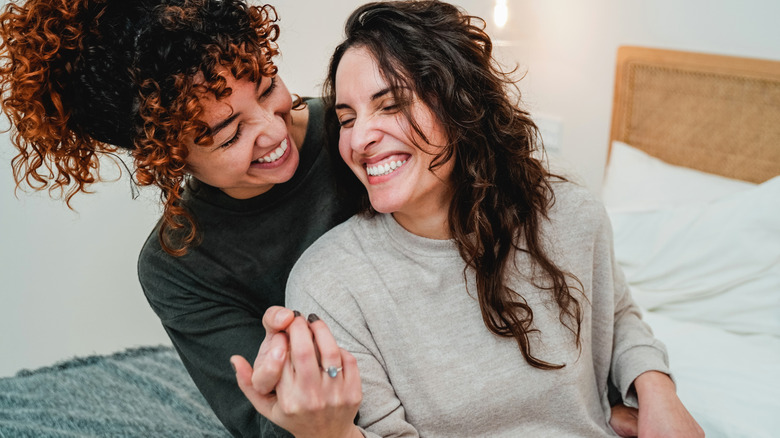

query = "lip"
[250, 136, 292, 170]
[361, 152, 410, 166]
[364, 154, 410, 184]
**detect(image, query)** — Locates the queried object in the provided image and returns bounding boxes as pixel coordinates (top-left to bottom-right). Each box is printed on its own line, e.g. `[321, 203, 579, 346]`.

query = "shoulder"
[549, 179, 601, 210]
[136, 217, 216, 320]
[137, 222, 166, 284]
[137, 222, 182, 316]
[296, 97, 343, 180]
[548, 179, 607, 224]
[301, 97, 325, 141]
[291, 215, 371, 273]
[542, 180, 612, 246]
[286, 215, 379, 297]
[304, 97, 324, 118]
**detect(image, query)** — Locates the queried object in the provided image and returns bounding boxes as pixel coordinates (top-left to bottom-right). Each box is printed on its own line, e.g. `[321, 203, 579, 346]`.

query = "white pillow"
[602, 141, 755, 212]
[610, 177, 780, 336]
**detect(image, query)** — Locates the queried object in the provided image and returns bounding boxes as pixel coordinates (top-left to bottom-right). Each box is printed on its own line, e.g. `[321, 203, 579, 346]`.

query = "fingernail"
[293, 310, 302, 318]
[230, 360, 237, 373]
[272, 347, 285, 360]
[307, 313, 320, 323]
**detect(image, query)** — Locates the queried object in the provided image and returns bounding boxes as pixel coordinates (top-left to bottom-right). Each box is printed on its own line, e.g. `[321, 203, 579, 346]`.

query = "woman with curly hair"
[233, 1, 703, 437]
[0, 0, 356, 436]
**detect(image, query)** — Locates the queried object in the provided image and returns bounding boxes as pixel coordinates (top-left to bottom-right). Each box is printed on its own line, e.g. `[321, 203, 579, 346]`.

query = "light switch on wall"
[535, 115, 563, 154]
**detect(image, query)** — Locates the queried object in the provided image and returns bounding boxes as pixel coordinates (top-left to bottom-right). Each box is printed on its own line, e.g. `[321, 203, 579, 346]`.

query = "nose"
[250, 106, 288, 149]
[350, 113, 383, 153]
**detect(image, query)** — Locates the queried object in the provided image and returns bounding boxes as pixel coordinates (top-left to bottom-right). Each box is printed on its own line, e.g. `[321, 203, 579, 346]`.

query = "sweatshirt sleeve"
[138, 242, 292, 438]
[286, 253, 420, 438]
[597, 206, 672, 407]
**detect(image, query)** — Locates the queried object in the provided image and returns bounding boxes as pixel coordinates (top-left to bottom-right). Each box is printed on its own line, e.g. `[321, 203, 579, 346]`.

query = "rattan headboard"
[609, 46, 780, 183]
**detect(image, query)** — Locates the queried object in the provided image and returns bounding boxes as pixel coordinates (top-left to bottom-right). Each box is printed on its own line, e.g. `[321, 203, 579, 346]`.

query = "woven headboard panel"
[609, 46, 780, 183]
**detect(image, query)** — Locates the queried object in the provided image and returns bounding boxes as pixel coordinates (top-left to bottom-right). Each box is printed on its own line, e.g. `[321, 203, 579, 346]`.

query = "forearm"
[151, 306, 292, 438]
[166, 325, 289, 437]
[633, 371, 703, 437]
[610, 261, 671, 404]
[633, 370, 675, 405]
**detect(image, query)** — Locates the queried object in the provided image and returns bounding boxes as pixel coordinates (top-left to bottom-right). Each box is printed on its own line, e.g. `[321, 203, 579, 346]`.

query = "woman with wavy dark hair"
[0, 0, 356, 436]
[233, 1, 702, 437]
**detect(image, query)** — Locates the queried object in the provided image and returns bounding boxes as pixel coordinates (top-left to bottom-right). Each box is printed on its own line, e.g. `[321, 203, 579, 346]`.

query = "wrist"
[348, 424, 364, 438]
[296, 424, 363, 438]
[633, 370, 676, 405]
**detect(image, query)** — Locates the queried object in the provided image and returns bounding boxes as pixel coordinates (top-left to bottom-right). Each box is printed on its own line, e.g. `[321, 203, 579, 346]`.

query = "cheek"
[277, 93, 293, 115]
[275, 80, 294, 111]
[338, 134, 353, 166]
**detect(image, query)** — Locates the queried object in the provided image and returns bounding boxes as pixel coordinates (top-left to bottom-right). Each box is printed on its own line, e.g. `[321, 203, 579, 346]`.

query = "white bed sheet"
[603, 141, 780, 437]
[643, 310, 780, 438]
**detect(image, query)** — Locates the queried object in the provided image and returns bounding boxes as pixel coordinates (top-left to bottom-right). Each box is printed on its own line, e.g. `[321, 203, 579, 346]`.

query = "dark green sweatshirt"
[138, 98, 355, 437]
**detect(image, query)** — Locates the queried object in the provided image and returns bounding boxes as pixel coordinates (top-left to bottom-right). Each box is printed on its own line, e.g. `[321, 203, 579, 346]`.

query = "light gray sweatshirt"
[286, 181, 669, 437]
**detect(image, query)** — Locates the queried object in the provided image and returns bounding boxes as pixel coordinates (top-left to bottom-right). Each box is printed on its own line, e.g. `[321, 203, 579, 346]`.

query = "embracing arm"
[148, 304, 292, 437]
[607, 372, 703, 438]
[599, 208, 702, 437]
[633, 371, 703, 438]
[610, 269, 702, 437]
[139, 257, 294, 438]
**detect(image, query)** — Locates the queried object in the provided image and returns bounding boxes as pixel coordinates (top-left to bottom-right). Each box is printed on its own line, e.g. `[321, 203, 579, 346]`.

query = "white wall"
[0, 149, 168, 377]
[276, 0, 780, 189]
[2, 0, 779, 376]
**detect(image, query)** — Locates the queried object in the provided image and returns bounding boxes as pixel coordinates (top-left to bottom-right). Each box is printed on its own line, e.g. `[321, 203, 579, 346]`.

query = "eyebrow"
[334, 87, 392, 111]
[209, 79, 264, 135]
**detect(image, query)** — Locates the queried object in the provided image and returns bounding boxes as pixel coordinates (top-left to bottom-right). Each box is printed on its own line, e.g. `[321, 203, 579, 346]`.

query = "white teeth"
[257, 139, 288, 163]
[366, 159, 406, 177]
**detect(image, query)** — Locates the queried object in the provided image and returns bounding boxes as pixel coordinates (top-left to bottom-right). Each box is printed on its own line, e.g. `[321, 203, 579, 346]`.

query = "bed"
[1, 46, 778, 438]
[602, 46, 780, 438]
[0, 346, 230, 437]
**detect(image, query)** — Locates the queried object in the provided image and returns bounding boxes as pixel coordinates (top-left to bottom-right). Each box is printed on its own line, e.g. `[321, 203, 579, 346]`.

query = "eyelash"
[219, 77, 278, 148]
[221, 122, 244, 149]
[338, 101, 400, 128]
[262, 76, 277, 99]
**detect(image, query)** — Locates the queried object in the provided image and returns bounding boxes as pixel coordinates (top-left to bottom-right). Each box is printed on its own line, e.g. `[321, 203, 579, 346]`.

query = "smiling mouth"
[366, 159, 407, 177]
[253, 139, 288, 164]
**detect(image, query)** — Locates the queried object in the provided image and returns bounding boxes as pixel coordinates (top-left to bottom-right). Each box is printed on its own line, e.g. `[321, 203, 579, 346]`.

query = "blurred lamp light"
[494, 0, 508, 28]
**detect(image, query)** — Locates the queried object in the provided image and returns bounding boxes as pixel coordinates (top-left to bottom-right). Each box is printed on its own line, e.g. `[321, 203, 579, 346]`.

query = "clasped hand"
[231, 307, 363, 438]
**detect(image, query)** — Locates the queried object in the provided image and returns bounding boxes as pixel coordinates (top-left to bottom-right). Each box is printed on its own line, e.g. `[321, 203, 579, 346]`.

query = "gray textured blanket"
[0, 346, 230, 437]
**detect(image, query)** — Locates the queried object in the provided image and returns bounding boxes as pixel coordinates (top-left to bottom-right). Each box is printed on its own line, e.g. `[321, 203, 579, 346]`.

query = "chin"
[277, 150, 300, 181]
[367, 196, 404, 214]
[371, 206, 395, 214]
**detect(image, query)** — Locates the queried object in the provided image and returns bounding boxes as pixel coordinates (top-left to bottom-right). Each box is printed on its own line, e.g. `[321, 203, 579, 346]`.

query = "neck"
[391, 199, 451, 240]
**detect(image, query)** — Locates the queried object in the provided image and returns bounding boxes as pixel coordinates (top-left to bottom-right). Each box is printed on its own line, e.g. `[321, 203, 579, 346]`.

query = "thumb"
[231, 355, 276, 417]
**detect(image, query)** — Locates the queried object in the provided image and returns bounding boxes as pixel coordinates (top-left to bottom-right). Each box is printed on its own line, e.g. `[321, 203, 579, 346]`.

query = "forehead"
[335, 47, 388, 96]
[192, 72, 245, 123]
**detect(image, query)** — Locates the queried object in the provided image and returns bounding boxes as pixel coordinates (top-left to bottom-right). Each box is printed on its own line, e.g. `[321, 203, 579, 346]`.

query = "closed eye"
[338, 117, 355, 128]
[259, 76, 277, 101]
[216, 77, 276, 149]
[220, 122, 244, 148]
[380, 96, 400, 113]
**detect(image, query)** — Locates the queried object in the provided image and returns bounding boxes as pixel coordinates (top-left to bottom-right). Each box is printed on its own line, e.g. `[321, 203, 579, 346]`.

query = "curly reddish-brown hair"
[0, 0, 281, 255]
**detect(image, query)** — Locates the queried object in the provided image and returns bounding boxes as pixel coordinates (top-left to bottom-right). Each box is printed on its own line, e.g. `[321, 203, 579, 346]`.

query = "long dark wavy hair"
[324, 0, 584, 369]
[0, 0, 284, 255]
